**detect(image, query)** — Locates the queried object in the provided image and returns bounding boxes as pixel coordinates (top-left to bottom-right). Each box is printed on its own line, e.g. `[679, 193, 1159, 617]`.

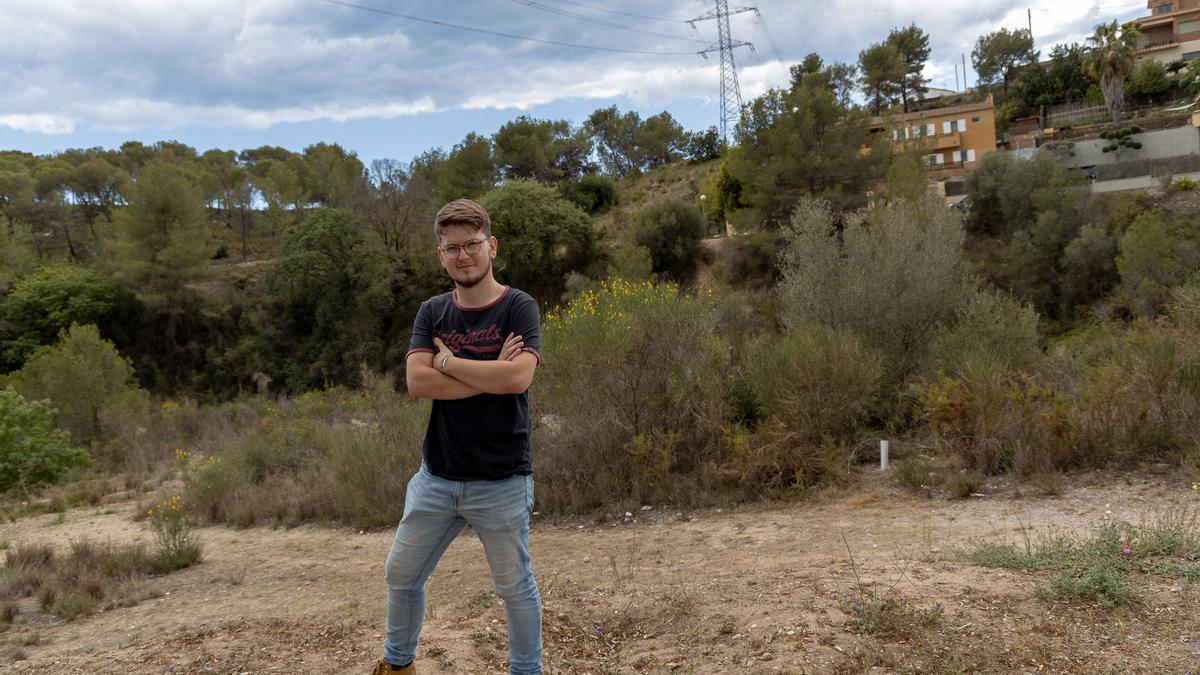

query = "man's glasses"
[440, 238, 487, 258]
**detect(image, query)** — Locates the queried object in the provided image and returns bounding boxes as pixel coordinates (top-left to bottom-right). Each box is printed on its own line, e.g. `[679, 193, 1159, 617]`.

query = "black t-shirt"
[406, 286, 541, 481]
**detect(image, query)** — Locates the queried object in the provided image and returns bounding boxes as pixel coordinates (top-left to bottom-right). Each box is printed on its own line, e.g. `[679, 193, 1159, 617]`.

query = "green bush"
[917, 361, 1079, 476]
[533, 279, 728, 511]
[632, 200, 708, 285]
[1116, 210, 1200, 318]
[0, 386, 92, 493]
[480, 180, 606, 303]
[559, 174, 618, 214]
[3, 323, 141, 444]
[779, 195, 969, 379]
[183, 385, 425, 530]
[927, 289, 1042, 377]
[715, 230, 782, 290]
[736, 325, 882, 493]
[0, 264, 126, 370]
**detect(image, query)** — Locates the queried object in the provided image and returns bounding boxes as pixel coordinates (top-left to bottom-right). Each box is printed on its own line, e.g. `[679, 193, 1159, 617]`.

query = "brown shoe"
[371, 659, 415, 675]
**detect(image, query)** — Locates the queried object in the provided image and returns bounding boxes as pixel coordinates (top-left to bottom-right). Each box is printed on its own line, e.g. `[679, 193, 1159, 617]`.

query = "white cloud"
[0, 114, 76, 135]
[0, 0, 1157, 136]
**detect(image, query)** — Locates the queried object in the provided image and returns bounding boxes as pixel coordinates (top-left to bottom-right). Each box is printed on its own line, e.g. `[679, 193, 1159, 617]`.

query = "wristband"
[439, 354, 451, 371]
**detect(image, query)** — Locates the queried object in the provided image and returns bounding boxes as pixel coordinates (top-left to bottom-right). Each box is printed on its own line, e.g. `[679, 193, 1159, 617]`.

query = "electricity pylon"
[689, 1, 759, 143]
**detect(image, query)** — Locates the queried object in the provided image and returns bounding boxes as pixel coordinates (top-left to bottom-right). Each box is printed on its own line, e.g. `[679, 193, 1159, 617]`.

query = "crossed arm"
[405, 333, 539, 400]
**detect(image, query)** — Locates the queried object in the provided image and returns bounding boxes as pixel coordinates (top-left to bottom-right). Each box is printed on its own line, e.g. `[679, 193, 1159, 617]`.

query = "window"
[950, 150, 962, 163]
[971, 116, 981, 123]
[1180, 18, 1200, 34]
[942, 119, 968, 134]
[966, 149, 977, 163]
[926, 123, 936, 137]
[1155, 4, 1174, 14]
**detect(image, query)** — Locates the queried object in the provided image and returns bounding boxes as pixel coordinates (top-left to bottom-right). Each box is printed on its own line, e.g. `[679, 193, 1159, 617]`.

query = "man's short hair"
[434, 198, 491, 241]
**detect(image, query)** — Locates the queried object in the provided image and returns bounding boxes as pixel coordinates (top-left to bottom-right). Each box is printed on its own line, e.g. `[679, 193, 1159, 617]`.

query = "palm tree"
[1084, 20, 1140, 122]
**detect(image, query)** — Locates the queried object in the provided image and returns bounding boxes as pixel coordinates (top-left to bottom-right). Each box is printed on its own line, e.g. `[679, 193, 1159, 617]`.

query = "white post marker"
[880, 439, 890, 470]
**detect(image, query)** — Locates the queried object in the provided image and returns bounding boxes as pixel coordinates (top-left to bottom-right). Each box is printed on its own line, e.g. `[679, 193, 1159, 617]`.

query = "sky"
[1, 0, 1148, 166]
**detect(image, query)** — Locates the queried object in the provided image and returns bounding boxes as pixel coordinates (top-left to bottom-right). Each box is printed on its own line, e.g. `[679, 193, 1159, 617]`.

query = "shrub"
[183, 385, 425, 530]
[559, 174, 618, 214]
[145, 494, 202, 571]
[533, 279, 728, 511]
[778, 195, 969, 379]
[1065, 320, 1200, 464]
[3, 323, 140, 444]
[715, 230, 782, 290]
[0, 387, 92, 493]
[632, 200, 708, 285]
[1173, 176, 1198, 191]
[735, 325, 881, 493]
[747, 326, 881, 441]
[927, 289, 1042, 377]
[0, 264, 125, 369]
[1116, 210, 1200, 318]
[480, 180, 606, 303]
[916, 362, 1079, 476]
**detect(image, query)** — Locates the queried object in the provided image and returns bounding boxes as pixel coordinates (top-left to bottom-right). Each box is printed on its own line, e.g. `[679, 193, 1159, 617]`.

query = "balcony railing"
[935, 133, 962, 150]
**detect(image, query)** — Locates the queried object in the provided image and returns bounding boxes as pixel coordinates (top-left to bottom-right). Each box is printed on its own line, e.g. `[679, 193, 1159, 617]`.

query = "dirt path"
[2, 470, 1198, 674]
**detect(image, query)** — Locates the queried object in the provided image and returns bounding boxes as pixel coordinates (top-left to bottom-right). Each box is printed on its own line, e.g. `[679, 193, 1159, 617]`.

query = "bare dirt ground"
[2, 469, 1198, 674]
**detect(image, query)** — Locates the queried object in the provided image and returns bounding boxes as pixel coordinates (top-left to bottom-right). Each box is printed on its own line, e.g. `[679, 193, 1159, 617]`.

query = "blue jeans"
[383, 466, 542, 674]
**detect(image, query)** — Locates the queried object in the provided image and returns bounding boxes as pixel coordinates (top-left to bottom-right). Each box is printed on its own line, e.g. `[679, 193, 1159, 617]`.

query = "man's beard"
[452, 258, 491, 288]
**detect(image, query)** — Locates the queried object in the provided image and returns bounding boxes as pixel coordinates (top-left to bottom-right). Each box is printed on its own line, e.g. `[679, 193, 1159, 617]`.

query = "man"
[373, 198, 543, 675]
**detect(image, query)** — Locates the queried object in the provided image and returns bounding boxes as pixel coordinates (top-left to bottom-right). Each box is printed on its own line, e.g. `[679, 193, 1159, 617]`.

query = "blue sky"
[1, 0, 1146, 166]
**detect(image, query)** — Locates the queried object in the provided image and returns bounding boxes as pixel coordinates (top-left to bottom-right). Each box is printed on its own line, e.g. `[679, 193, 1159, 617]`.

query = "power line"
[536, 0, 685, 23]
[503, 0, 707, 45]
[320, 0, 701, 56]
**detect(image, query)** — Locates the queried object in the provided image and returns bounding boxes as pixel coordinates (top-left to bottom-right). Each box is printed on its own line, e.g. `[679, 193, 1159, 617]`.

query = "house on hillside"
[868, 95, 998, 175]
[866, 95, 998, 202]
[1134, 0, 1200, 64]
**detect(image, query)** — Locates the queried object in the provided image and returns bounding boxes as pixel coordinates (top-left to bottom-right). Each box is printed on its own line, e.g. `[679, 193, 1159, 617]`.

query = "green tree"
[479, 180, 605, 302]
[632, 112, 688, 170]
[887, 24, 931, 112]
[585, 106, 640, 177]
[728, 81, 884, 225]
[1084, 21, 1140, 122]
[301, 142, 364, 207]
[265, 208, 394, 391]
[965, 151, 1088, 237]
[0, 264, 124, 369]
[1125, 59, 1169, 100]
[4, 323, 139, 444]
[0, 386, 91, 493]
[108, 159, 211, 316]
[632, 200, 707, 284]
[972, 28, 1038, 95]
[684, 126, 722, 163]
[791, 54, 858, 106]
[778, 195, 969, 377]
[493, 116, 593, 185]
[253, 158, 306, 239]
[1116, 210, 1200, 317]
[858, 42, 905, 114]
[433, 132, 496, 204]
[67, 155, 127, 233]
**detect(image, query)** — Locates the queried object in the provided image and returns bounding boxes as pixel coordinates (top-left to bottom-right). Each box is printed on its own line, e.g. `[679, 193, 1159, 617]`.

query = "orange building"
[1134, 0, 1200, 63]
[868, 95, 998, 174]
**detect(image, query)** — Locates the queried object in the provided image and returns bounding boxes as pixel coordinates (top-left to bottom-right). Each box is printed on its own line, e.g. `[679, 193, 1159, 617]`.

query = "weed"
[896, 457, 935, 494]
[145, 494, 202, 571]
[944, 471, 985, 500]
[958, 509, 1200, 608]
[836, 534, 943, 638]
